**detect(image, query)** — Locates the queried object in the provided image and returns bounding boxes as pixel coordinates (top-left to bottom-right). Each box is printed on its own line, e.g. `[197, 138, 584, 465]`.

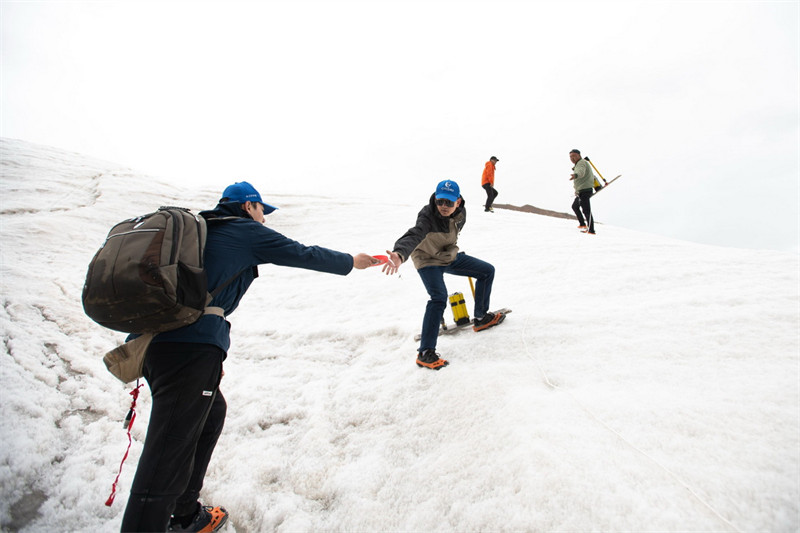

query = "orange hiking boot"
[473, 311, 506, 332]
[416, 349, 449, 370]
[169, 504, 228, 532]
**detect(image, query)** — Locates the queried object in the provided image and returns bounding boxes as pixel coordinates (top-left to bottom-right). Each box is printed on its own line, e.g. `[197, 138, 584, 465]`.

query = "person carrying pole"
[569, 149, 596, 235]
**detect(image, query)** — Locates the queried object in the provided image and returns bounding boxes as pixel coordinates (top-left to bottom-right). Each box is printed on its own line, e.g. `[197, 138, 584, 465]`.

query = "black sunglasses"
[435, 198, 455, 207]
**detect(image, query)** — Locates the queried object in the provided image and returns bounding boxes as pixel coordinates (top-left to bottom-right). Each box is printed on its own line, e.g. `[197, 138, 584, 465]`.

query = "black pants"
[571, 189, 595, 233]
[483, 183, 498, 209]
[121, 342, 226, 532]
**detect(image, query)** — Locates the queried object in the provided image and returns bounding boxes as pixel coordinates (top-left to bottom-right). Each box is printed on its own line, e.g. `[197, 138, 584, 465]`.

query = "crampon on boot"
[416, 349, 449, 370]
[473, 311, 506, 332]
[168, 504, 228, 533]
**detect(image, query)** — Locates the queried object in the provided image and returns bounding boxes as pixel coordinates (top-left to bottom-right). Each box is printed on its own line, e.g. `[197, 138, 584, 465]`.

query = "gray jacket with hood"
[572, 158, 596, 193]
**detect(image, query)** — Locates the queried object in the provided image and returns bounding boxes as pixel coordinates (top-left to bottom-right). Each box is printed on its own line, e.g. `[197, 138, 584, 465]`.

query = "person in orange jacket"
[481, 156, 499, 212]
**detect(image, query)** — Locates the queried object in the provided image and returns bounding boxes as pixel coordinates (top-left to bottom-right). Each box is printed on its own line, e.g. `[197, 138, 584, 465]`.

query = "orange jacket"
[481, 161, 495, 186]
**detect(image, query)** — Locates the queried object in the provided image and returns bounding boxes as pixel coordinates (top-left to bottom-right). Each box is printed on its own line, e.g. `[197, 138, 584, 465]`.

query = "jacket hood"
[200, 201, 250, 220]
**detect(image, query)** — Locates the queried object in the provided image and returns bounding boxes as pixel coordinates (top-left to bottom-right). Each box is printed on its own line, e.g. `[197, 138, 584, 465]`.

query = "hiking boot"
[169, 504, 228, 533]
[577, 225, 587, 230]
[484, 208, 494, 212]
[416, 349, 449, 370]
[473, 312, 505, 332]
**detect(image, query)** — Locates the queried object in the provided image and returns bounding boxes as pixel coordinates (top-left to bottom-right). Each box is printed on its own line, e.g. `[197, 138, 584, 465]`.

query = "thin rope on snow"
[520, 314, 744, 533]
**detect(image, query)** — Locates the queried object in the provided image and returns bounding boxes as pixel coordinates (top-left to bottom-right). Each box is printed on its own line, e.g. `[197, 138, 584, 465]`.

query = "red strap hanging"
[105, 381, 144, 506]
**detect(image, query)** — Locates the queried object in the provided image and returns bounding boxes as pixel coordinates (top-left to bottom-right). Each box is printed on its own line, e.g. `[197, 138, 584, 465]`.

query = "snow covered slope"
[1, 138, 798, 532]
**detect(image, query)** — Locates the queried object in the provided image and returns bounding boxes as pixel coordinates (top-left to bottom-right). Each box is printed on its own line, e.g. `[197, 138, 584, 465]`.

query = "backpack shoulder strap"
[209, 268, 250, 298]
[202, 213, 259, 310]
[206, 216, 258, 304]
[202, 269, 250, 316]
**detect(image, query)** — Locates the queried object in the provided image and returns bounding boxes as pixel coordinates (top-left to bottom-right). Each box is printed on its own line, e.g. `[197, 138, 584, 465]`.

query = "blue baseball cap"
[221, 181, 278, 214]
[434, 180, 460, 202]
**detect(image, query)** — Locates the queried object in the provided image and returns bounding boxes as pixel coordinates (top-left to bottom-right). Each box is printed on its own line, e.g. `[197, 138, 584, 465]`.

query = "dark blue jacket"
[150, 202, 354, 353]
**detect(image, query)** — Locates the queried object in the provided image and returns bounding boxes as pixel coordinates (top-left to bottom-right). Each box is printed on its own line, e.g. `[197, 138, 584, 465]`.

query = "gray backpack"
[82, 206, 212, 334]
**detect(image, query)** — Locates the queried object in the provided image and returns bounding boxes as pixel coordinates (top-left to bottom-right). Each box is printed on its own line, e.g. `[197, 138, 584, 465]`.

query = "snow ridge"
[1, 138, 798, 532]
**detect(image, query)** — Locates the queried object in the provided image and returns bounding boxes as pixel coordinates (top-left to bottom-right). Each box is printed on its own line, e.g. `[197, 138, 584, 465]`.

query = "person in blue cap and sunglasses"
[121, 181, 377, 532]
[382, 180, 504, 370]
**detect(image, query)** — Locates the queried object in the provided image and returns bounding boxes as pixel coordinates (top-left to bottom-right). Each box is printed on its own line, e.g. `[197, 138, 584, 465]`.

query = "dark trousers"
[416, 252, 495, 352]
[483, 183, 498, 209]
[121, 343, 226, 532]
[571, 189, 595, 233]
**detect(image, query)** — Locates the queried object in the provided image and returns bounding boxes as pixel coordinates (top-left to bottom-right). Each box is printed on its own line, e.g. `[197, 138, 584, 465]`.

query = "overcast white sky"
[2, 0, 798, 251]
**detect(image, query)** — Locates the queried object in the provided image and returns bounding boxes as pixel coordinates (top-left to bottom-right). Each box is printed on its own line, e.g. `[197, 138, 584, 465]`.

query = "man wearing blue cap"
[383, 180, 504, 370]
[121, 181, 377, 532]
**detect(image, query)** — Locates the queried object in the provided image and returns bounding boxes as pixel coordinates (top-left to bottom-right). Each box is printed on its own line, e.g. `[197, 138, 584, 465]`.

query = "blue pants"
[416, 252, 495, 352]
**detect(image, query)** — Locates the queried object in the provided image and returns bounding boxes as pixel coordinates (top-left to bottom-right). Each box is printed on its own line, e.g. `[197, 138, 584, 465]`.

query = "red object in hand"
[371, 255, 389, 266]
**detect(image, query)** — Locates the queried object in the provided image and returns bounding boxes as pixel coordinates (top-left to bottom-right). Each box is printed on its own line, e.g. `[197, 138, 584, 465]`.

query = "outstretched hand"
[381, 250, 403, 275]
[353, 253, 379, 270]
